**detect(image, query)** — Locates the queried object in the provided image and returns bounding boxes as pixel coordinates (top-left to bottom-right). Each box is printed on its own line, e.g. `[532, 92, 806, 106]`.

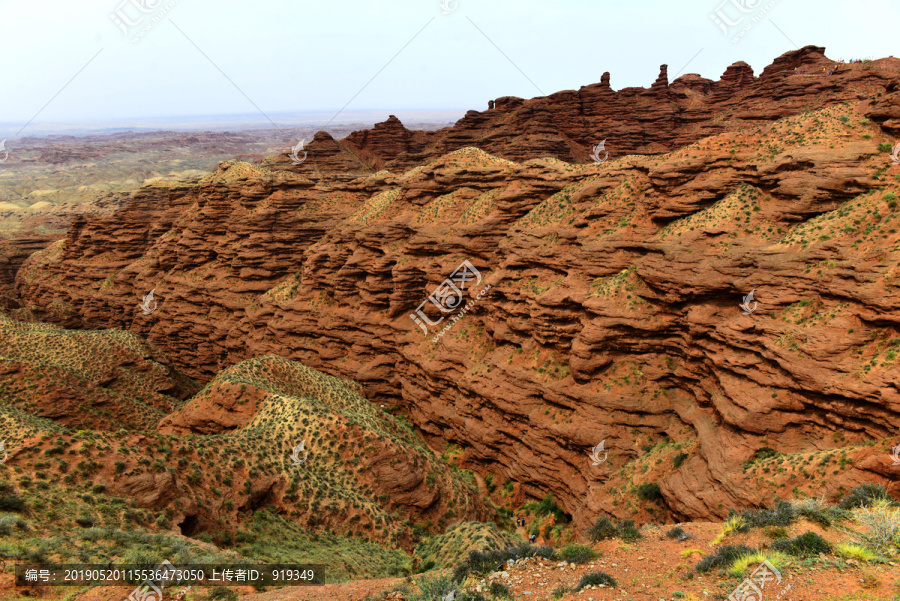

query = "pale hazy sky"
[1, 0, 897, 135]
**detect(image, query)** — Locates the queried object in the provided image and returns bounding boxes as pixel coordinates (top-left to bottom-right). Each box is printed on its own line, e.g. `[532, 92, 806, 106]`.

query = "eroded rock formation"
[329, 46, 900, 170]
[13, 46, 900, 528]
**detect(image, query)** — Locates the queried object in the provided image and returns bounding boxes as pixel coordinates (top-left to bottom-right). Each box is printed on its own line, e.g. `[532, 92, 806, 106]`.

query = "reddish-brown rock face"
[13, 46, 900, 529]
[0, 234, 61, 305]
[328, 46, 900, 171]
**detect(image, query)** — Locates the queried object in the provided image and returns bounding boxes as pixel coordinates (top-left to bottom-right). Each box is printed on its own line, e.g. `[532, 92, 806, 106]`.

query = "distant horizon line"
[0, 108, 470, 127]
[0, 109, 470, 139]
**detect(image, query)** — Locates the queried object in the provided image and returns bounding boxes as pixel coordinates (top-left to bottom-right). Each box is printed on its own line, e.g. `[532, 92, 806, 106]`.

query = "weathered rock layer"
[13, 46, 900, 528]
[329, 46, 900, 170]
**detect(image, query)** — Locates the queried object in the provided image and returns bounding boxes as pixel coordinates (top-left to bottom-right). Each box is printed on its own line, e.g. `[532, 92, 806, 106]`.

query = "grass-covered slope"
[0, 309, 199, 433]
[0, 315, 501, 584]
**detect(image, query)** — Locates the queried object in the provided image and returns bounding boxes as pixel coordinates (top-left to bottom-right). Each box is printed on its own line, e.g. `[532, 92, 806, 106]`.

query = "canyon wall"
[13, 46, 900, 527]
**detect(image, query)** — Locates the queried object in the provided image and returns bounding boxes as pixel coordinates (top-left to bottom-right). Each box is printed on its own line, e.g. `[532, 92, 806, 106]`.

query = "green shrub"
[558, 544, 596, 564]
[524, 494, 566, 522]
[878, 143, 894, 153]
[636, 483, 662, 502]
[121, 548, 161, 569]
[25, 542, 50, 565]
[771, 531, 831, 557]
[206, 586, 239, 600]
[793, 498, 849, 528]
[0, 514, 26, 536]
[673, 452, 689, 468]
[733, 500, 794, 528]
[746, 447, 779, 465]
[74, 514, 95, 528]
[550, 586, 571, 599]
[852, 499, 900, 554]
[419, 560, 436, 573]
[666, 526, 688, 540]
[451, 564, 469, 584]
[574, 571, 617, 590]
[765, 526, 789, 539]
[0, 495, 26, 512]
[416, 572, 456, 599]
[695, 545, 756, 573]
[840, 484, 895, 509]
[587, 516, 617, 541]
[587, 516, 641, 541]
[488, 582, 511, 598]
[617, 520, 642, 541]
[456, 543, 555, 579]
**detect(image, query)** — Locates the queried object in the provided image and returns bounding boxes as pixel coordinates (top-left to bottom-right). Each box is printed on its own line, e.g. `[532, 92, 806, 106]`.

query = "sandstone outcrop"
[0, 234, 60, 305]
[0, 345, 493, 546]
[319, 46, 900, 171]
[13, 47, 900, 529]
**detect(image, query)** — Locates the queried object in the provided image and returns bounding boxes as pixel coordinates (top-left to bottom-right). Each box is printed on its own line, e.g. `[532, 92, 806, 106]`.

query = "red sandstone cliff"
[12, 46, 900, 529]
[325, 46, 900, 171]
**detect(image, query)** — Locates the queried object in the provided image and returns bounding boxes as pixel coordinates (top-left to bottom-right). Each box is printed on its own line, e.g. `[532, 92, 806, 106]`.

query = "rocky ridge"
[319, 46, 900, 170]
[11, 46, 900, 531]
